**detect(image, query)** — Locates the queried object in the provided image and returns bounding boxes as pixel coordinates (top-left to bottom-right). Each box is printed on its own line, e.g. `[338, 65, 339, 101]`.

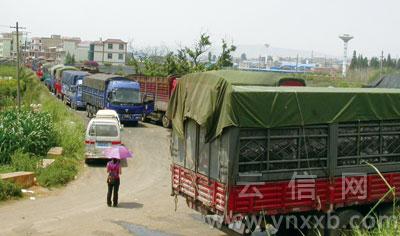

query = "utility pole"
[10, 22, 26, 111]
[380, 50, 384, 79]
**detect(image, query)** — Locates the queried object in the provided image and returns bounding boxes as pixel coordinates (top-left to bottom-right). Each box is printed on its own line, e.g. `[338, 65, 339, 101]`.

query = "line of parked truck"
[33, 62, 178, 127]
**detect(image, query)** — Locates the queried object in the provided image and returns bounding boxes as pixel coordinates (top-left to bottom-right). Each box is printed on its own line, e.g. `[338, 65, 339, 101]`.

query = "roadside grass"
[351, 162, 398, 236]
[0, 66, 85, 199]
[36, 157, 79, 187]
[0, 179, 22, 201]
[0, 65, 16, 77]
[22, 69, 85, 188]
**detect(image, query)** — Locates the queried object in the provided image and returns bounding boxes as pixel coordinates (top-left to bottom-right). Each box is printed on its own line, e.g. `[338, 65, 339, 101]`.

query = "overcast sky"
[1, 0, 399, 57]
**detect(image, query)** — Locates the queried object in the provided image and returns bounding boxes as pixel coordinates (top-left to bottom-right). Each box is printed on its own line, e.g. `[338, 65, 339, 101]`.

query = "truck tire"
[162, 115, 171, 128]
[86, 105, 91, 118]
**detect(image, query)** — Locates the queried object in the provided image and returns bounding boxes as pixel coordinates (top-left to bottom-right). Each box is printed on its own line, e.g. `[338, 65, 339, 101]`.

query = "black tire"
[162, 115, 171, 128]
[86, 105, 91, 118]
[142, 115, 150, 123]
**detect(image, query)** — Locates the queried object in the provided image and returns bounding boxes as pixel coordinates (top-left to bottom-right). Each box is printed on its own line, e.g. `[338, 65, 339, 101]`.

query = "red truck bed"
[133, 75, 176, 112]
[172, 164, 399, 221]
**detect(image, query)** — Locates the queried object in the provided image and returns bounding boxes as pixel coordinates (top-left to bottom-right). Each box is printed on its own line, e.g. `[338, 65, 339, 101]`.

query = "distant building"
[0, 32, 25, 58]
[29, 35, 63, 60]
[60, 38, 89, 62]
[0, 38, 12, 58]
[89, 39, 127, 65]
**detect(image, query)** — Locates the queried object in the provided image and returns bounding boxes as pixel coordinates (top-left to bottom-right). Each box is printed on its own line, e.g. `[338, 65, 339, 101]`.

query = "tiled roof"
[104, 38, 126, 44]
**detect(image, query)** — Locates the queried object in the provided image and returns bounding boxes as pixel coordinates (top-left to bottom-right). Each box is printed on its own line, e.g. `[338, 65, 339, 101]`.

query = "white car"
[95, 109, 122, 130]
[85, 117, 121, 160]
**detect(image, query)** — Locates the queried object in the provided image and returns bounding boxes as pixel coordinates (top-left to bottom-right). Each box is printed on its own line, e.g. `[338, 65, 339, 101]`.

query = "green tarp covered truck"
[167, 70, 400, 235]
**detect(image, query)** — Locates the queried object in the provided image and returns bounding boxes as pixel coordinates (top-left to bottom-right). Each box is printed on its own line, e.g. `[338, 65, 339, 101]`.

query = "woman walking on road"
[106, 158, 121, 207]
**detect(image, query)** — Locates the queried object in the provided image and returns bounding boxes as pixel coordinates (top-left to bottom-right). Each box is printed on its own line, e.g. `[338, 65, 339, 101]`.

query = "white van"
[95, 109, 122, 130]
[85, 118, 121, 160]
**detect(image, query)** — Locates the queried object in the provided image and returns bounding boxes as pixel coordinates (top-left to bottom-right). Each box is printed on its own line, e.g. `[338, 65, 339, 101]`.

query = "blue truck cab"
[61, 70, 89, 109]
[82, 73, 144, 125]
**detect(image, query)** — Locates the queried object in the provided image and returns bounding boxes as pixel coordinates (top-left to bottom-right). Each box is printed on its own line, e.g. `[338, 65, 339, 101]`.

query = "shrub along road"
[0, 111, 226, 236]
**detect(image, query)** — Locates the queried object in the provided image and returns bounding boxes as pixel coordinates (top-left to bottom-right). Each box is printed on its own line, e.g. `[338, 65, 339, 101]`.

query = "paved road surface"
[0, 111, 228, 236]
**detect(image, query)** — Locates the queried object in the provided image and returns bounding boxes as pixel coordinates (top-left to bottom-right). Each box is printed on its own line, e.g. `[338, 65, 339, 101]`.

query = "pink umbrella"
[103, 145, 133, 159]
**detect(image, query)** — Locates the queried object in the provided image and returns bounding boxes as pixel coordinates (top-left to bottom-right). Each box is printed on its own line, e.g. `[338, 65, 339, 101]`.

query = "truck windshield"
[110, 88, 141, 105]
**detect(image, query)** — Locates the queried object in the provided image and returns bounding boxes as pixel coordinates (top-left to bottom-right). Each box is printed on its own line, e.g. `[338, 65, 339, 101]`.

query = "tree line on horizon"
[350, 50, 400, 70]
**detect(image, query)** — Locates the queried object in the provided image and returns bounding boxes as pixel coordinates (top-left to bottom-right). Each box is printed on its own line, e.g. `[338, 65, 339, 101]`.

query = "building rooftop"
[104, 39, 127, 44]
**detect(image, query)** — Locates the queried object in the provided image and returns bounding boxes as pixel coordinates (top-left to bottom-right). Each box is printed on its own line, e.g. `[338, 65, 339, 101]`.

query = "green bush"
[0, 67, 85, 189]
[0, 179, 22, 201]
[37, 158, 78, 187]
[0, 165, 14, 174]
[0, 110, 57, 164]
[11, 150, 39, 172]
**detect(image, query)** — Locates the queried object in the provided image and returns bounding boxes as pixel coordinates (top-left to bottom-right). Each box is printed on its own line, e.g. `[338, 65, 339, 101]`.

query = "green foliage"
[184, 33, 212, 67]
[0, 67, 85, 189]
[0, 65, 16, 77]
[0, 165, 14, 174]
[128, 33, 236, 77]
[64, 52, 76, 65]
[37, 157, 78, 187]
[0, 110, 57, 164]
[10, 150, 39, 172]
[215, 39, 237, 68]
[350, 50, 400, 72]
[240, 53, 247, 61]
[0, 179, 22, 201]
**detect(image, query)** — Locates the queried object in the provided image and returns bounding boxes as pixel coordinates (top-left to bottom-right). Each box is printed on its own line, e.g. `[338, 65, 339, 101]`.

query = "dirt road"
[0, 111, 227, 236]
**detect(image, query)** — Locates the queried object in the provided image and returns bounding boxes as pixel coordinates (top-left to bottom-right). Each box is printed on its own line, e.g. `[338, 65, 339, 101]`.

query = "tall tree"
[216, 39, 237, 68]
[240, 53, 247, 61]
[184, 33, 211, 68]
[349, 50, 357, 69]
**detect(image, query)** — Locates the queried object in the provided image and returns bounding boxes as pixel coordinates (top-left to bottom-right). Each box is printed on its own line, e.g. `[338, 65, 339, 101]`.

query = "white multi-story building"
[0, 38, 12, 58]
[89, 39, 127, 64]
[61, 38, 89, 62]
[0, 32, 24, 58]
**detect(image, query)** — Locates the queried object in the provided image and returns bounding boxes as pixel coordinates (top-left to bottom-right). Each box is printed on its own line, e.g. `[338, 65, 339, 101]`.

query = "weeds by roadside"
[0, 179, 22, 201]
[0, 66, 85, 198]
[37, 157, 79, 187]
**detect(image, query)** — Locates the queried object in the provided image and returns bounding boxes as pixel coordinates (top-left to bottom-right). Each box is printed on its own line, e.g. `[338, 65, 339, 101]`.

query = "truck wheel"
[142, 115, 149, 123]
[162, 115, 171, 128]
[86, 105, 91, 117]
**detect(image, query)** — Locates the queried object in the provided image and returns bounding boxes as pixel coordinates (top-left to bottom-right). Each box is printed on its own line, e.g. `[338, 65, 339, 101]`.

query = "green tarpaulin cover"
[83, 73, 123, 91]
[55, 66, 77, 80]
[167, 70, 400, 141]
